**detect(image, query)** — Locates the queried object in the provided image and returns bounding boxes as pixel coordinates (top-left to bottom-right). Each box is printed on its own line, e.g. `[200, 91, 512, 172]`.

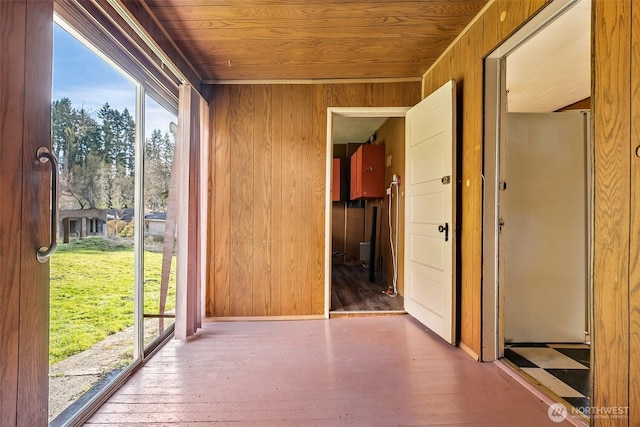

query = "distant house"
[59, 209, 109, 242]
[107, 208, 134, 222]
[144, 212, 166, 238]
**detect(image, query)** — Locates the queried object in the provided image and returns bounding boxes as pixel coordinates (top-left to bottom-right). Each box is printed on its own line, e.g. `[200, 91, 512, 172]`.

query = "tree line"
[51, 98, 174, 212]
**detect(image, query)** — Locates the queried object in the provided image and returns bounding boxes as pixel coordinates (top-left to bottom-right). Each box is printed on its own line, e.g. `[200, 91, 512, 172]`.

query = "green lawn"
[49, 237, 176, 364]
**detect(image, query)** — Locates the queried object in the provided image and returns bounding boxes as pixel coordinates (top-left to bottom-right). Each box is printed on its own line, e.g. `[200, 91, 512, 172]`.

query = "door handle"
[36, 147, 59, 263]
[438, 223, 449, 242]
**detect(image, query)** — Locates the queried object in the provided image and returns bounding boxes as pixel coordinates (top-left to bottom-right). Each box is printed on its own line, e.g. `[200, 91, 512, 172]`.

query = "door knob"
[438, 223, 449, 242]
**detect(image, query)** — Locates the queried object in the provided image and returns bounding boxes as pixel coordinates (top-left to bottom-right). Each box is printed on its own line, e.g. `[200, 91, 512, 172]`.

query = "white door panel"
[404, 80, 456, 344]
[411, 273, 445, 309]
[409, 234, 444, 270]
[409, 98, 447, 147]
[410, 154, 445, 184]
[502, 112, 587, 343]
[410, 193, 444, 224]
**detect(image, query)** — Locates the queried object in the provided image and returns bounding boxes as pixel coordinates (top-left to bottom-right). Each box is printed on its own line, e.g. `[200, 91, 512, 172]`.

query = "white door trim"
[324, 107, 411, 318]
[482, 0, 585, 361]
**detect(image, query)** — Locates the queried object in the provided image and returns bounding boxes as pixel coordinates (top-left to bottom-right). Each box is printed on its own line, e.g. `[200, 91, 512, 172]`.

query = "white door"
[404, 80, 456, 344]
[502, 112, 588, 343]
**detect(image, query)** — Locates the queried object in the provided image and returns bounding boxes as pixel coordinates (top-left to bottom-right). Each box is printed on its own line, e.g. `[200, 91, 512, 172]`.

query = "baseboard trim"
[329, 310, 406, 318]
[459, 341, 480, 361]
[203, 315, 325, 322]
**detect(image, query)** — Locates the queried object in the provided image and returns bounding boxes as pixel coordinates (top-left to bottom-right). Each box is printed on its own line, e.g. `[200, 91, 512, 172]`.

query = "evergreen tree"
[52, 98, 104, 208]
[121, 108, 136, 176]
[52, 98, 175, 212]
[144, 129, 174, 212]
[97, 103, 136, 207]
[51, 98, 75, 177]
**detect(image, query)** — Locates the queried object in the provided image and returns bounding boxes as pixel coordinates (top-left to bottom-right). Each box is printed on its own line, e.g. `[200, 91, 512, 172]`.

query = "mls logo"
[548, 403, 568, 423]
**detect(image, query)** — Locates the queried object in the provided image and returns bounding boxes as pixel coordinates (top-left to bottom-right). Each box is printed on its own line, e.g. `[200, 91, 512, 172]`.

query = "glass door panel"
[143, 94, 178, 349]
[49, 21, 138, 424]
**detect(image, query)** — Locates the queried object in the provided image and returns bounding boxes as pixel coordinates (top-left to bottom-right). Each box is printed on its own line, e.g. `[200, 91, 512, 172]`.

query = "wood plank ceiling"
[143, 0, 489, 81]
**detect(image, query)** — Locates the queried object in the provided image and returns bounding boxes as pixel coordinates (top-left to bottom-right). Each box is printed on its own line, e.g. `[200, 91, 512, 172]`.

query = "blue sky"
[52, 23, 177, 138]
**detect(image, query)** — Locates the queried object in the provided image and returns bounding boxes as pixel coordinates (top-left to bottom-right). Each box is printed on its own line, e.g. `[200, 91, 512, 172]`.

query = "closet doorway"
[483, 0, 592, 420]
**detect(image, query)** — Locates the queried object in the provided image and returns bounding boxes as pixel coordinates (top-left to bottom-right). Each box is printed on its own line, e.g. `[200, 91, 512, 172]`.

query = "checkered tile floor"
[504, 343, 590, 411]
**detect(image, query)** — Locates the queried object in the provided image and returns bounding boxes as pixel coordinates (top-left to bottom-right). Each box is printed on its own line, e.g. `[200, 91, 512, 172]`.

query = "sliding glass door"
[49, 17, 179, 425]
[49, 21, 138, 423]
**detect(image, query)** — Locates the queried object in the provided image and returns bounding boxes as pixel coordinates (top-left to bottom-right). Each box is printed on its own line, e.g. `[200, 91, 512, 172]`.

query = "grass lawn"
[49, 237, 176, 364]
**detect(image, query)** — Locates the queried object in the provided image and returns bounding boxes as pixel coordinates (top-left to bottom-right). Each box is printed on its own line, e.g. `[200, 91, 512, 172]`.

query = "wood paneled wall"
[630, 3, 640, 423]
[422, 0, 547, 358]
[207, 82, 419, 317]
[557, 97, 591, 112]
[594, 1, 639, 425]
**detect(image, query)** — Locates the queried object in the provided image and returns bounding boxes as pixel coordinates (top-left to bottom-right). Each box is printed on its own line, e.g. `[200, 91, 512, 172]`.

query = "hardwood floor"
[85, 317, 574, 426]
[331, 263, 404, 311]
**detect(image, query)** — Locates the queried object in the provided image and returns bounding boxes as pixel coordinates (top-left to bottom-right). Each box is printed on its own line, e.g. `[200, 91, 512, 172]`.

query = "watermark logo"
[548, 403, 568, 423]
[572, 406, 629, 419]
[548, 404, 630, 422]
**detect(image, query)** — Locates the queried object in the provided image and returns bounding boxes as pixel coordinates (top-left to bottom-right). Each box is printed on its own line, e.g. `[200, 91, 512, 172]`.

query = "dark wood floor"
[331, 263, 404, 311]
[86, 317, 573, 426]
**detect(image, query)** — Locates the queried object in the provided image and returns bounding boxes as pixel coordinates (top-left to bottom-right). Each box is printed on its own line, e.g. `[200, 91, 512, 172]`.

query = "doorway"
[483, 0, 592, 419]
[324, 108, 409, 317]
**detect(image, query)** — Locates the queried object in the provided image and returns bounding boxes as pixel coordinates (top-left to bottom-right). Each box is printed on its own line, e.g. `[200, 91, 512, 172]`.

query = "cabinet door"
[350, 145, 385, 200]
[361, 145, 385, 198]
[350, 150, 358, 199]
[332, 158, 340, 201]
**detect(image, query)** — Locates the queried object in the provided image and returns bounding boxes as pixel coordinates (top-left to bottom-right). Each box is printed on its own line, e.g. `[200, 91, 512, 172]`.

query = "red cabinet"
[350, 144, 385, 199]
[332, 158, 340, 201]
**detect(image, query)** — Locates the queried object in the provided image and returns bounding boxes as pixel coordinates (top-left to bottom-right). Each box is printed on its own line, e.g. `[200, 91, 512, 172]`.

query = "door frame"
[482, 0, 590, 361]
[0, 1, 54, 423]
[324, 107, 410, 318]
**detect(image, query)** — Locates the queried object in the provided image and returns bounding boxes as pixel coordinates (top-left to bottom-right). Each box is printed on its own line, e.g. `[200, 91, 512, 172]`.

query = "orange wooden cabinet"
[332, 158, 340, 201]
[350, 144, 385, 199]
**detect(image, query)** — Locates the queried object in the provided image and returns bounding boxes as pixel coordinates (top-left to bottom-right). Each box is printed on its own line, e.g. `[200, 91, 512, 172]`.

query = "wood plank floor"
[331, 264, 404, 311]
[86, 317, 574, 426]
